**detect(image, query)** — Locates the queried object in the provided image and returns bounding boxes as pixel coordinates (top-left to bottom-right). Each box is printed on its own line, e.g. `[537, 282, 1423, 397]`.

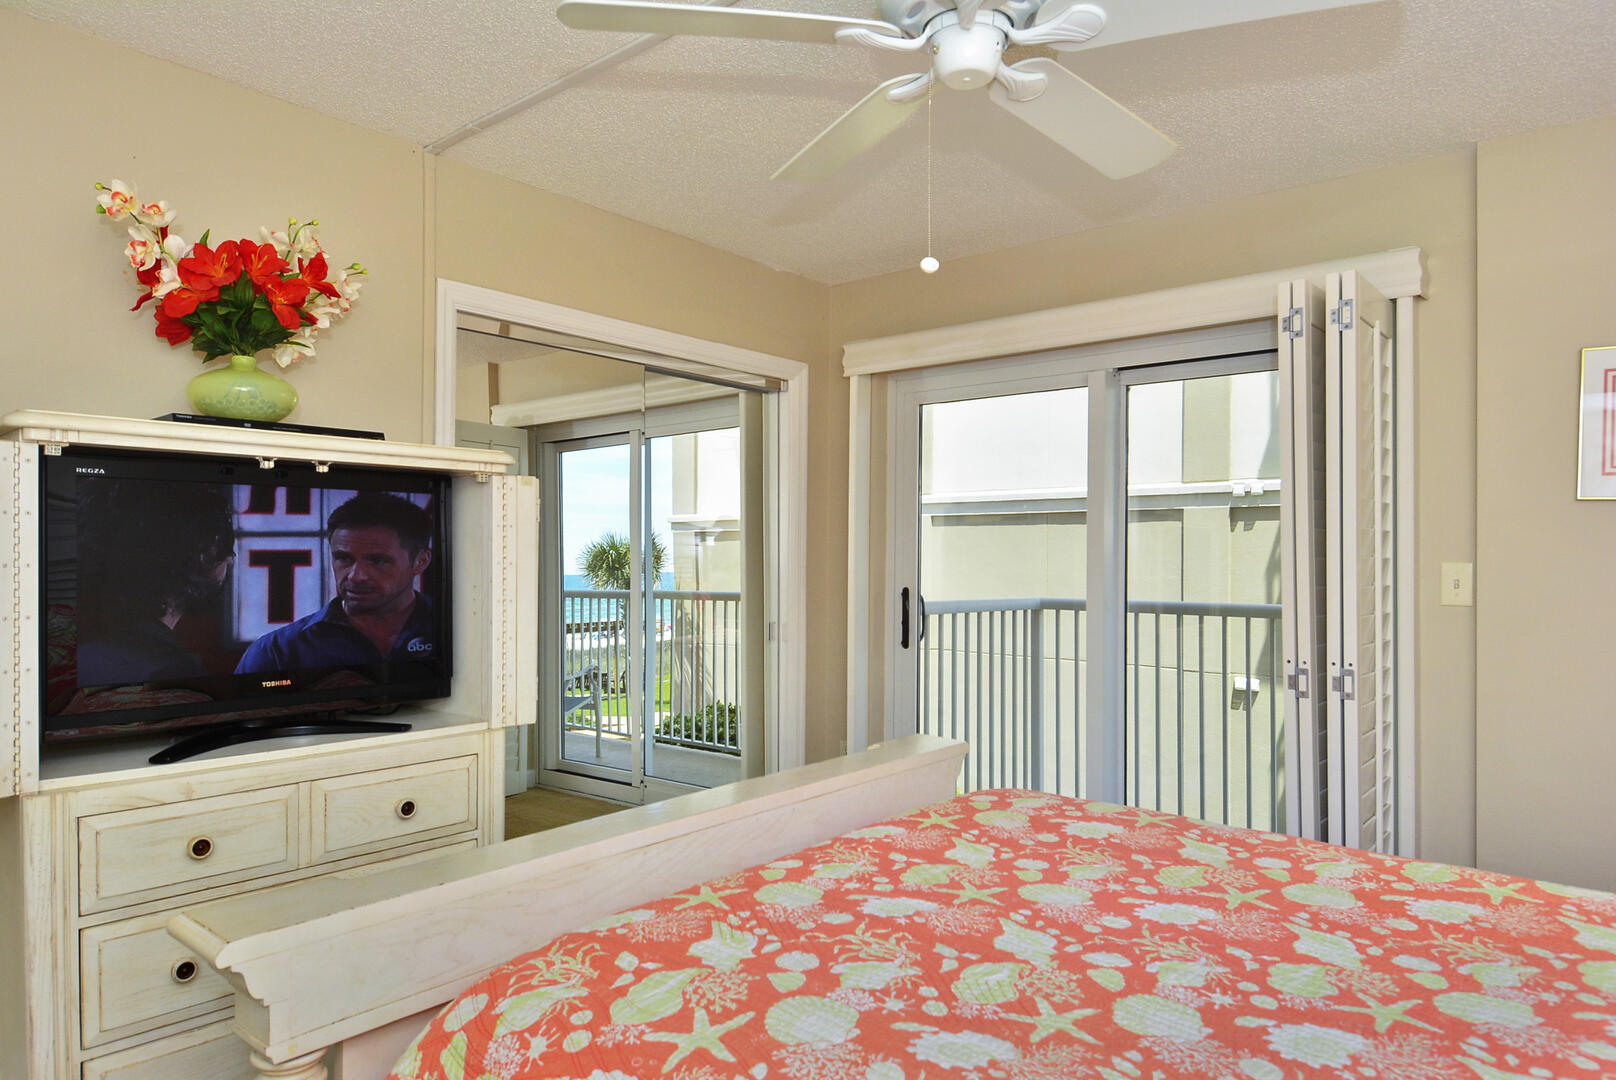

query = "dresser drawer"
[309, 755, 477, 862]
[80, 910, 234, 1049]
[82, 1019, 259, 1080]
[79, 787, 299, 914]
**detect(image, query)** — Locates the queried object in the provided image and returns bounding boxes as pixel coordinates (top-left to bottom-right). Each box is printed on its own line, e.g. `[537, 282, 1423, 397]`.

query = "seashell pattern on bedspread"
[389, 790, 1616, 1080]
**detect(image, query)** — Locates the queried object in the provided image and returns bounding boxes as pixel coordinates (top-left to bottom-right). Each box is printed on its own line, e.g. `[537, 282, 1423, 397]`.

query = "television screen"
[41, 447, 452, 750]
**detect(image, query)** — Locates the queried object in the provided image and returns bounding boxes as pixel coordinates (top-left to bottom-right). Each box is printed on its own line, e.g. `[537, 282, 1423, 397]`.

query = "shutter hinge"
[1329, 298, 1355, 330]
[1331, 666, 1357, 701]
[1282, 307, 1304, 339]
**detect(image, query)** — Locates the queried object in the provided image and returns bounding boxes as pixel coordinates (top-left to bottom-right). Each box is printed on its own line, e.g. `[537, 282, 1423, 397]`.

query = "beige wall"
[456, 362, 493, 424]
[433, 159, 826, 367]
[0, 11, 427, 438]
[829, 150, 1480, 868]
[1475, 116, 1616, 890]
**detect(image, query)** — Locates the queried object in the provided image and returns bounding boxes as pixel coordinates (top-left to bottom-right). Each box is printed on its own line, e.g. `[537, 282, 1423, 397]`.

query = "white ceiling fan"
[556, 0, 1383, 182]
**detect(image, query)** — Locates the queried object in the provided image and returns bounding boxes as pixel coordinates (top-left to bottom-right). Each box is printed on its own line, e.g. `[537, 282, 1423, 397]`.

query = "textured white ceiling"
[12, 0, 1615, 284]
[455, 330, 564, 369]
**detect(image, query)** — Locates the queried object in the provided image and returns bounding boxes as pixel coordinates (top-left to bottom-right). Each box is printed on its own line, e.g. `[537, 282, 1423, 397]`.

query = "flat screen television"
[40, 446, 453, 763]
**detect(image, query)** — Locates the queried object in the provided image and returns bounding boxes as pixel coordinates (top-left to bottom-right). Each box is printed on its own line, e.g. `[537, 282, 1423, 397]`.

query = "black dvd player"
[152, 413, 386, 440]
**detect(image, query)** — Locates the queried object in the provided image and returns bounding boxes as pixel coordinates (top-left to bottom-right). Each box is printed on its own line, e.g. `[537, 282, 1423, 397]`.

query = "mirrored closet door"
[454, 315, 780, 806]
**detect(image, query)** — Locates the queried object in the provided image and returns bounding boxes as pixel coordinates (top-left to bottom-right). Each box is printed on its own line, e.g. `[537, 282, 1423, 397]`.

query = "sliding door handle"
[899, 587, 928, 649]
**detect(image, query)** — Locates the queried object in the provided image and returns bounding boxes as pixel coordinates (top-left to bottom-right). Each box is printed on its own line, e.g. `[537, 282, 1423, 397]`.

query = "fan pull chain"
[920, 98, 939, 274]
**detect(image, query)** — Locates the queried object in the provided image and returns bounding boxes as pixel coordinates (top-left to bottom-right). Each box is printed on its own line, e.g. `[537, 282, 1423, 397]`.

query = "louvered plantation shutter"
[1277, 280, 1328, 840]
[1324, 270, 1398, 853]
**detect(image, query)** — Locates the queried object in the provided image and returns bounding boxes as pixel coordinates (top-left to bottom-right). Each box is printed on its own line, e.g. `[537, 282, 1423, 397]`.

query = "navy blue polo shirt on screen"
[235, 594, 437, 674]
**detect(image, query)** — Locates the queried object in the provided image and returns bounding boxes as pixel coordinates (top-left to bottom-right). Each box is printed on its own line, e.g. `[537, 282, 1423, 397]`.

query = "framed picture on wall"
[1578, 345, 1616, 500]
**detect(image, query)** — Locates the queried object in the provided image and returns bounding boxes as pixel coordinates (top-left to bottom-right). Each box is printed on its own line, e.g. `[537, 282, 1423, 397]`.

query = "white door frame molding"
[843, 248, 1424, 855]
[435, 279, 810, 771]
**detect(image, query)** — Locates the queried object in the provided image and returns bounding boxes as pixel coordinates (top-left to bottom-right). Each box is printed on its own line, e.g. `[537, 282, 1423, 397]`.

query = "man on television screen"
[235, 493, 436, 673]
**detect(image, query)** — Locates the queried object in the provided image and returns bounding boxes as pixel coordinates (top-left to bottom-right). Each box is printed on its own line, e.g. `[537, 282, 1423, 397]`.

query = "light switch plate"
[1440, 562, 1474, 606]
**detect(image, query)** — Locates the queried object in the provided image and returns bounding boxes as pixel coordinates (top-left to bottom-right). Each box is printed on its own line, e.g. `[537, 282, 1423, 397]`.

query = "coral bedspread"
[391, 790, 1616, 1080]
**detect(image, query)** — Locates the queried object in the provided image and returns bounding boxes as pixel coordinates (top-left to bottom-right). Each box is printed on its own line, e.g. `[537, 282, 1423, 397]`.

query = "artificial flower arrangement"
[94, 179, 365, 369]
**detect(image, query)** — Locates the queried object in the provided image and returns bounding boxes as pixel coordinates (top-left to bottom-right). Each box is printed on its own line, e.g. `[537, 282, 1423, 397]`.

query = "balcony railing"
[562, 589, 742, 755]
[919, 597, 1283, 831]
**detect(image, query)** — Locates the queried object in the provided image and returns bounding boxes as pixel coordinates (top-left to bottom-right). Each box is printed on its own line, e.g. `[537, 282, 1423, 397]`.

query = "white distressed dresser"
[0, 412, 537, 1079]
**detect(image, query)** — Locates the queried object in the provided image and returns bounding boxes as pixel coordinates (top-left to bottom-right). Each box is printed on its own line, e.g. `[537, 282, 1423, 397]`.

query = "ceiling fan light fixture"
[930, 11, 1010, 91]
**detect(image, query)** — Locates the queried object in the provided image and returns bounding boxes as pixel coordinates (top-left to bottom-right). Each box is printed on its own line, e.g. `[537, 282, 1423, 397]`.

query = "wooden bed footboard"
[169, 735, 968, 1080]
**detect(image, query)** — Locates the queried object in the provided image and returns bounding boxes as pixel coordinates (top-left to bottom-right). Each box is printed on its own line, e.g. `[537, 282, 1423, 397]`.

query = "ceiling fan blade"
[1036, 0, 1386, 50]
[772, 74, 934, 182]
[988, 58, 1175, 179]
[557, 0, 903, 44]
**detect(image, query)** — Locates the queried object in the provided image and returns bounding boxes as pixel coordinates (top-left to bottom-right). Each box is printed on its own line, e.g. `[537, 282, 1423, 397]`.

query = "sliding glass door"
[552, 435, 639, 784]
[1123, 364, 1284, 830]
[889, 326, 1287, 827]
[910, 385, 1091, 798]
[538, 394, 766, 803]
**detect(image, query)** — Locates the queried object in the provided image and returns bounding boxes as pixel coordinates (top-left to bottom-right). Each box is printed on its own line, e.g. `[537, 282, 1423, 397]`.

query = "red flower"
[177, 240, 242, 291]
[296, 252, 341, 300]
[130, 263, 160, 312]
[154, 310, 192, 346]
[160, 284, 213, 319]
[238, 240, 289, 291]
[162, 240, 241, 318]
[260, 276, 311, 330]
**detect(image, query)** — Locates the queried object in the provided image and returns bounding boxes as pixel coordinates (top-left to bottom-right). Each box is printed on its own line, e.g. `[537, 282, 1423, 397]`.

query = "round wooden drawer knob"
[188, 836, 213, 860]
[171, 958, 198, 984]
[396, 798, 418, 820]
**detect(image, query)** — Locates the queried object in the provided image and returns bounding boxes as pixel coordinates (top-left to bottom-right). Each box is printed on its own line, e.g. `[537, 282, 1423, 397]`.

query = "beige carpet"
[505, 787, 627, 839]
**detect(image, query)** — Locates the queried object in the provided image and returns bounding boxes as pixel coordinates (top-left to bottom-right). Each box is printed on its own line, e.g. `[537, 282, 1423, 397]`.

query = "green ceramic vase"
[185, 354, 298, 422]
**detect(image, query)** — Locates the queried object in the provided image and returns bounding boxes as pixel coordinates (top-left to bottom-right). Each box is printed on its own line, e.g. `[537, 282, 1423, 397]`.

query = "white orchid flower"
[137, 199, 175, 228]
[125, 228, 160, 271]
[260, 226, 291, 258]
[161, 232, 189, 263]
[288, 224, 322, 262]
[334, 268, 364, 304]
[151, 261, 182, 299]
[95, 179, 137, 219]
[273, 327, 318, 368]
[304, 292, 345, 328]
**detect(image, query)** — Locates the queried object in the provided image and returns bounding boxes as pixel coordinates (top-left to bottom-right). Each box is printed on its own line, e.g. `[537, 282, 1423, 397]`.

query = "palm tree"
[578, 532, 668, 591]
